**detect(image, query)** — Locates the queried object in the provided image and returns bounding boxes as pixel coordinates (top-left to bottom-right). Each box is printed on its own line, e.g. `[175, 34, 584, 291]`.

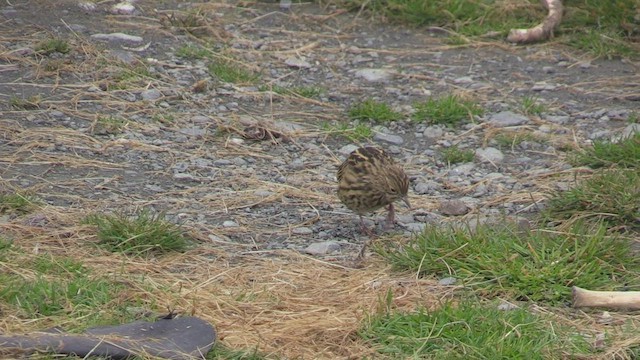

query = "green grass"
[412, 94, 483, 126]
[207, 344, 266, 360]
[321, 121, 373, 141]
[111, 65, 155, 90]
[94, 116, 128, 135]
[377, 222, 640, 303]
[35, 38, 70, 55]
[259, 84, 324, 98]
[440, 145, 474, 164]
[348, 99, 402, 123]
[208, 60, 259, 84]
[0, 193, 40, 214]
[361, 301, 589, 358]
[493, 131, 544, 150]
[335, 0, 639, 58]
[545, 169, 640, 228]
[0, 253, 133, 322]
[176, 44, 213, 59]
[84, 210, 189, 256]
[571, 131, 640, 168]
[520, 96, 546, 115]
[10, 95, 41, 110]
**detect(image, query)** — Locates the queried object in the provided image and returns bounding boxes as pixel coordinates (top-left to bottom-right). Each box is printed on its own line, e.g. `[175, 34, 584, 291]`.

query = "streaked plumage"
[337, 146, 410, 257]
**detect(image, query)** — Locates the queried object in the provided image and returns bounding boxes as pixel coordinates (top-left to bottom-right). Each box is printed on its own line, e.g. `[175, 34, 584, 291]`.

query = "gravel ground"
[1, 0, 639, 260]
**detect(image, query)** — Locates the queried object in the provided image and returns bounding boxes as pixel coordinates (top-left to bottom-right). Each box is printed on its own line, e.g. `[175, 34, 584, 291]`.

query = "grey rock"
[173, 173, 196, 181]
[497, 303, 519, 311]
[488, 111, 529, 127]
[423, 126, 444, 139]
[292, 227, 313, 235]
[475, 147, 504, 163]
[374, 132, 404, 145]
[439, 199, 469, 216]
[413, 180, 439, 195]
[339, 144, 359, 156]
[404, 222, 426, 233]
[141, 89, 162, 101]
[542, 66, 555, 73]
[617, 123, 640, 141]
[438, 277, 457, 286]
[255, 190, 274, 197]
[222, 220, 239, 228]
[144, 184, 164, 192]
[304, 241, 340, 255]
[531, 82, 557, 91]
[213, 159, 233, 166]
[91, 32, 143, 43]
[545, 115, 570, 124]
[285, 57, 311, 69]
[449, 163, 475, 176]
[354, 68, 394, 82]
[178, 127, 207, 137]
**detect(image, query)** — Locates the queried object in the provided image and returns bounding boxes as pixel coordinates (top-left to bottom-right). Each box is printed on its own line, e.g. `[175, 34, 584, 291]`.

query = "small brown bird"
[337, 146, 411, 256]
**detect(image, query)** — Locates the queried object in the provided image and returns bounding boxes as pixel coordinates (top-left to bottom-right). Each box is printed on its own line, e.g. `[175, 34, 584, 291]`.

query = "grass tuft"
[35, 37, 70, 55]
[545, 169, 640, 228]
[413, 94, 483, 125]
[0, 193, 40, 214]
[571, 131, 640, 169]
[440, 145, 474, 164]
[176, 44, 213, 59]
[361, 301, 589, 358]
[348, 99, 402, 123]
[377, 222, 640, 303]
[321, 121, 373, 141]
[85, 210, 189, 256]
[520, 95, 546, 115]
[10, 95, 41, 110]
[208, 60, 259, 84]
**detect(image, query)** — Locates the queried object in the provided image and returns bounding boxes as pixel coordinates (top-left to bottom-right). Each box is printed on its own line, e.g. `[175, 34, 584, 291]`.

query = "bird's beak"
[402, 197, 411, 209]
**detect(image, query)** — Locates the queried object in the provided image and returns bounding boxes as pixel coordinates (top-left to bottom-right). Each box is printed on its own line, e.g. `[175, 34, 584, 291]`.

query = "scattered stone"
[285, 57, 311, 69]
[439, 199, 469, 216]
[111, 2, 136, 14]
[404, 222, 426, 233]
[141, 89, 162, 101]
[292, 227, 313, 235]
[373, 132, 404, 145]
[222, 220, 239, 228]
[488, 111, 529, 127]
[339, 144, 359, 156]
[304, 241, 340, 255]
[475, 147, 504, 163]
[497, 302, 519, 311]
[354, 68, 394, 82]
[413, 180, 439, 195]
[438, 277, 457, 286]
[91, 33, 143, 43]
[531, 82, 557, 91]
[178, 127, 207, 137]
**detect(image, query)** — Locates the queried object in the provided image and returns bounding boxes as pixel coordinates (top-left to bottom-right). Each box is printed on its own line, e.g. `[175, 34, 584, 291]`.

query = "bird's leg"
[356, 215, 376, 259]
[384, 203, 396, 230]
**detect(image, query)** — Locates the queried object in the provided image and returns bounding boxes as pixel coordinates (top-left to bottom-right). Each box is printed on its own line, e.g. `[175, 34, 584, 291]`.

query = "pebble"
[404, 223, 426, 233]
[292, 227, 313, 235]
[141, 89, 162, 101]
[373, 132, 404, 145]
[339, 144, 359, 156]
[222, 220, 239, 228]
[438, 200, 469, 216]
[488, 111, 529, 127]
[304, 241, 341, 255]
[475, 147, 504, 163]
[354, 68, 394, 82]
[285, 57, 312, 69]
[438, 277, 457, 286]
[90, 33, 143, 43]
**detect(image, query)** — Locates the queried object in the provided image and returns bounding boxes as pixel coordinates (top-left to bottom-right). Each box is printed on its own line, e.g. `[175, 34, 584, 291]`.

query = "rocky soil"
[1, 0, 639, 259]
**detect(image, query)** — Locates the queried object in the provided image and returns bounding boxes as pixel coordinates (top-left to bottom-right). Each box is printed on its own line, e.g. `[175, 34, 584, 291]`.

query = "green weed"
[348, 99, 402, 123]
[413, 94, 483, 125]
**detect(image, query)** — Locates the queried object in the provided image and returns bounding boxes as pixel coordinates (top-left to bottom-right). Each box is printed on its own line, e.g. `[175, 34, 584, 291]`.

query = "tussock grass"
[348, 99, 402, 123]
[209, 59, 259, 84]
[545, 169, 640, 228]
[413, 94, 483, 125]
[440, 145, 474, 164]
[0, 193, 40, 214]
[321, 121, 373, 141]
[35, 37, 70, 55]
[84, 210, 189, 256]
[571, 131, 640, 169]
[361, 301, 589, 358]
[377, 222, 640, 303]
